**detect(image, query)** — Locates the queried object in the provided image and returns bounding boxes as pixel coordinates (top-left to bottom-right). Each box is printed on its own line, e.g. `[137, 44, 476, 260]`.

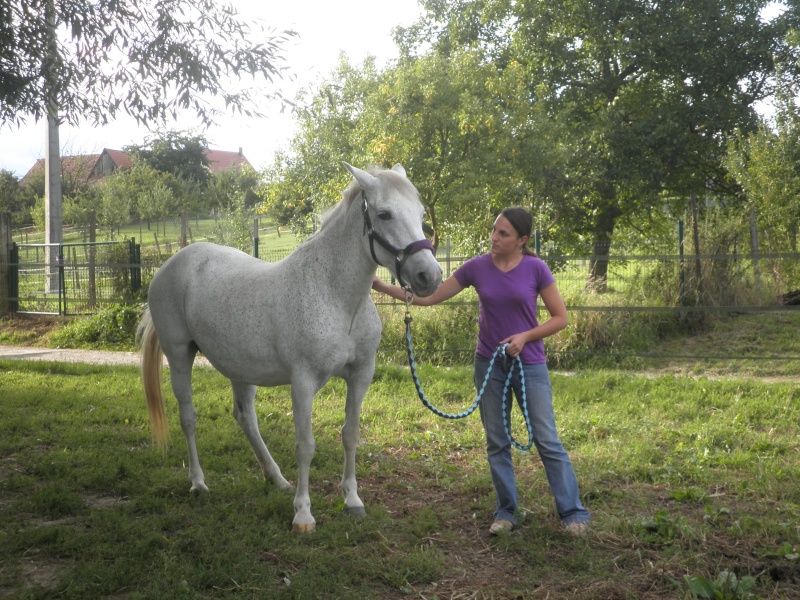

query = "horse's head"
[344, 162, 442, 297]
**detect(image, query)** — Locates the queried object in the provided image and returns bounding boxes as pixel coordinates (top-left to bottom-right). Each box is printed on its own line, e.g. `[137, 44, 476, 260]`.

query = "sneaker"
[489, 519, 515, 535]
[564, 522, 589, 537]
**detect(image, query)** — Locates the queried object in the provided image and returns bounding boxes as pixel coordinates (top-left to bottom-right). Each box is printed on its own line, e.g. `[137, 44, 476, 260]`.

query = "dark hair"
[500, 207, 537, 256]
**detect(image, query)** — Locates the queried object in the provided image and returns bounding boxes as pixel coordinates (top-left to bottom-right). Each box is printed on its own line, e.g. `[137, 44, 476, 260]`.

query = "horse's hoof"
[344, 506, 366, 518]
[292, 522, 316, 535]
[274, 481, 294, 493]
[190, 483, 209, 495]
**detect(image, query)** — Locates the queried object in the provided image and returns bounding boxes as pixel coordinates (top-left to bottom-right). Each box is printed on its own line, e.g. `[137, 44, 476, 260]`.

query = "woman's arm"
[501, 281, 569, 357]
[372, 274, 464, 306]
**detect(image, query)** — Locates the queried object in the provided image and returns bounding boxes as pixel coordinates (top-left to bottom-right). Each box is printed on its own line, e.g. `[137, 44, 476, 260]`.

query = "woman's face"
[491, 214, 526, 256]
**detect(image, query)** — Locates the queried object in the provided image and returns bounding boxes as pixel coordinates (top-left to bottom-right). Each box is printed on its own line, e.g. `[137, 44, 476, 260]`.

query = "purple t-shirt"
[454, 253, 556, 364]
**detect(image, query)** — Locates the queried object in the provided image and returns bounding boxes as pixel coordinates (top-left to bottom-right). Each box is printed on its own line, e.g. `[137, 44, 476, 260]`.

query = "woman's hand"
[501, 333, 528, 357]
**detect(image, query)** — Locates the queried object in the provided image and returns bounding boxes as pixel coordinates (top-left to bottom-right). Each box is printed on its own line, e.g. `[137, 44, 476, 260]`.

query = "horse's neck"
[304, 203, 376, 296]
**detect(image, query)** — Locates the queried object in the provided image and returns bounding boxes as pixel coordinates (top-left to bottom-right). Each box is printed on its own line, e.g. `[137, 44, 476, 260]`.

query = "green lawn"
[1, 358, 797, 598]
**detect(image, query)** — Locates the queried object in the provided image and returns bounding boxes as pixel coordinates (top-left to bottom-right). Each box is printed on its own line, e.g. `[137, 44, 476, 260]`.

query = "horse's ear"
[342, 162, 377, 193]
[391, 163, 406, 177]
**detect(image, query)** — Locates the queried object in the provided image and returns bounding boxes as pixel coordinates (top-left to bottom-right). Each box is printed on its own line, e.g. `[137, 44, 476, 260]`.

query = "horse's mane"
[314, 166, 417, 234]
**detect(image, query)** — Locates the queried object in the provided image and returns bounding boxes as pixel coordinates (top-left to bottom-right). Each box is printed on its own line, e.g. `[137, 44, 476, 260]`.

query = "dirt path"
[0, 345, 211, 368]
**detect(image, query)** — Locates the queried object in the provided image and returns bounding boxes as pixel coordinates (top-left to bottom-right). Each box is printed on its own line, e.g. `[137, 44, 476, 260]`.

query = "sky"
[0, 0, 424, 178]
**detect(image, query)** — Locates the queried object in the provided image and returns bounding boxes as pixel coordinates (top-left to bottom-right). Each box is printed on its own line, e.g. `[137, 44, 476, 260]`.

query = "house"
[20, 147, 252, 186]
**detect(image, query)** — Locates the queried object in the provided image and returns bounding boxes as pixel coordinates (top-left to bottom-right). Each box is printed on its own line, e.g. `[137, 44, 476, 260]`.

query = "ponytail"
[500, 207, 538, 257]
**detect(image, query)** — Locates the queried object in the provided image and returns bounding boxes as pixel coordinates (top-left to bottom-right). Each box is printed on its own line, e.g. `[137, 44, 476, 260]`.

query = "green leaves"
[684, 571, 756, 599]
[1, 0, 297, 127]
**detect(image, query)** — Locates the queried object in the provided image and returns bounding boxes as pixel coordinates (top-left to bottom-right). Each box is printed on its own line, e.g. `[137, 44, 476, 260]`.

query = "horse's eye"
[377, 211, 392, 221]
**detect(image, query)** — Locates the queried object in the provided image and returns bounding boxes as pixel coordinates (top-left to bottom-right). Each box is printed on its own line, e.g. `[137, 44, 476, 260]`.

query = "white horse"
[137, 163, 442, 533]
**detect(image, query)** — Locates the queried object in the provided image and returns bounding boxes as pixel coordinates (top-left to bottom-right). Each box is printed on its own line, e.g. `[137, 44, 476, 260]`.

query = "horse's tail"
[136, 308, 169, 450]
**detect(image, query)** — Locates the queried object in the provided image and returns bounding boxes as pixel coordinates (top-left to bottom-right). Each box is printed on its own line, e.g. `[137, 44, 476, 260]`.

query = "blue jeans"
[474, 355, 590, 527]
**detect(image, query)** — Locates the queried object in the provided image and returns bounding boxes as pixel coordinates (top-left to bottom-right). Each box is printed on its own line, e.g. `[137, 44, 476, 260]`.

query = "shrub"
[49, 304, 143, 349]
[376, 297, 478, 367]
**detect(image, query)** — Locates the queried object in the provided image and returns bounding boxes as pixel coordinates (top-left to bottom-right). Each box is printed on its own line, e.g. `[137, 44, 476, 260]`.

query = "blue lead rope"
[403, 310, 535, 452]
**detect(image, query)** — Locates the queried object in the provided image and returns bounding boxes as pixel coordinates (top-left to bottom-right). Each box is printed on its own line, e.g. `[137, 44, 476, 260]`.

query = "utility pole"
[44, 0, 63, 294]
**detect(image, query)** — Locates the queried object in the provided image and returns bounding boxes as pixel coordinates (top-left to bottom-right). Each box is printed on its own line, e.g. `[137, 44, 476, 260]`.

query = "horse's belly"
[198, 329, 364, 388]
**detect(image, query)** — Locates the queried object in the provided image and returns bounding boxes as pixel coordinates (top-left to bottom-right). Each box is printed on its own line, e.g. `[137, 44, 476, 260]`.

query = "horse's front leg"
[290, 380, 318, 533]
[341, 372, 371, 517]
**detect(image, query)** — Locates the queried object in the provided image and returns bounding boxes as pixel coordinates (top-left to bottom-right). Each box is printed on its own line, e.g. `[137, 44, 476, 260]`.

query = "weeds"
[684, 571, 757, 599]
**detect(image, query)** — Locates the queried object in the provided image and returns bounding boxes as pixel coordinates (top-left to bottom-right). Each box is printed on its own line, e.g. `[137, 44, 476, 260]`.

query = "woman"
[372, 207, 590, 536]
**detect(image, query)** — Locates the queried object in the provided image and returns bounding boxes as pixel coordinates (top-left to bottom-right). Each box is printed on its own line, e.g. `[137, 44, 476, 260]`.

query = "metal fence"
[4, 237, 800, 317]
[9, 239, 141, 315]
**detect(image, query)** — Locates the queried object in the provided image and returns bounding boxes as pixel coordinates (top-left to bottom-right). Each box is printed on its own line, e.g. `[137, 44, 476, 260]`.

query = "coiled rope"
[402, 296, 534, 452]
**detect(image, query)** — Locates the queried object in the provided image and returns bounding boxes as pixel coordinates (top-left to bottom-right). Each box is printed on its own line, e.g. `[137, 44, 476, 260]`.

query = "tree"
[260, 51, 526, 252]
[126, 131, 211, 187]
[400, 0, 800, 287]
[1, 0, 296, 127]
[726, 97, 800, 253]
[2, 0, 295, 288]
[258, 57, 379, 232]
[99, 174, 133, 237]
[99, 164, 175, 231]
[0, 170, 20, 220]
[125, 131, 211, 217]
[361, 50, 521, 252]
[206, 165, 261, 212]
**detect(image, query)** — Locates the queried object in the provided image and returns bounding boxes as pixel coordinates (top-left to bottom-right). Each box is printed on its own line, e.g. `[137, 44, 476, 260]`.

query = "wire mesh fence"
[10, 240, 140, 315]
[7, 240, 800, 313]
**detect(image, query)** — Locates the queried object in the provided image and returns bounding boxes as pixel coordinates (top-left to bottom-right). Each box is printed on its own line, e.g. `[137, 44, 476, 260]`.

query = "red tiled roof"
[205, 148, 250, 171]
[20, 147, 252, 186]
[21, 153, 103, 185]
[103, 148, 134, 171]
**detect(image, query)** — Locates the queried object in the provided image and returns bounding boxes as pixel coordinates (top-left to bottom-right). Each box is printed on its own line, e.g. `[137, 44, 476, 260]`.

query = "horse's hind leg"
[230, 381, 292, 491]
[167, 350, 209, 494]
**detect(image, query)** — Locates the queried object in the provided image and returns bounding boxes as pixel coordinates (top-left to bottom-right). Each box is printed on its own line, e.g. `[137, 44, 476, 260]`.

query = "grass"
[0, 357, 798, 599]
[13, 216, 300, 258]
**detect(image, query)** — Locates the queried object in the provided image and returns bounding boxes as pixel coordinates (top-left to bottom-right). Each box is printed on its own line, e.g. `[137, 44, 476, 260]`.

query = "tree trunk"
[587, 203, 620, 292]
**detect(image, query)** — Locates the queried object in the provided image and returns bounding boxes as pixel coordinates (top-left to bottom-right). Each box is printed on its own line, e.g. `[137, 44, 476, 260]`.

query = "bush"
[376, 297, 478, 366]
[98, 243, 135, 301]
[49, 304, 143, 349]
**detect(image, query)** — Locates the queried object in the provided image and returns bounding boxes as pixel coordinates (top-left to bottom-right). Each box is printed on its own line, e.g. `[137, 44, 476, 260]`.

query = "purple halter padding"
[401, 239, 435, 257]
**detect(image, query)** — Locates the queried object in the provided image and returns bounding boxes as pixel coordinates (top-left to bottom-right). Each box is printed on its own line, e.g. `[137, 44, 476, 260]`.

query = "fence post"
[678, 219, 685, 307]
[446, 237, 451, 279]
[10, 243, 18, 313]
[89, 210, 97, 308]
[58, 244, 66, 316]
[253, 218, 259, 258]
[129, 237, 142, 295]
[0, 212, 11, 316]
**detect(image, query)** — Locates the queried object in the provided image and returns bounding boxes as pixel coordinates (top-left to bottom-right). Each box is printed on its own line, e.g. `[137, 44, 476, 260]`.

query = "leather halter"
[361, 190, 435, 289]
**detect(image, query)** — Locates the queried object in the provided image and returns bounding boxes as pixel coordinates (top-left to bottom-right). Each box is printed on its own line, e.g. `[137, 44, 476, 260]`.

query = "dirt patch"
[0, 313, 64, 345]
[18, 557, 73, 592]
[85, 495, 130, 510]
